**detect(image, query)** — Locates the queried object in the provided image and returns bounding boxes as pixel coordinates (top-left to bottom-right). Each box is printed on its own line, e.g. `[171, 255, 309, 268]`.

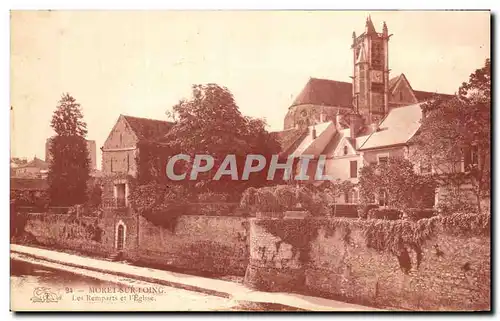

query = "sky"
[10, 10, 490, 168]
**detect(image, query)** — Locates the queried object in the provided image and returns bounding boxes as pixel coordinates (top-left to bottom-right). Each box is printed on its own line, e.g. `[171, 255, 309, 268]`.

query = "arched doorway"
[115, 221, 126, 252]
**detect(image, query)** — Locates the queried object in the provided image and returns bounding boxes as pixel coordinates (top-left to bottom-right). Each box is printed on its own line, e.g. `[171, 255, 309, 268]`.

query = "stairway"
[108, 252, 123, 262]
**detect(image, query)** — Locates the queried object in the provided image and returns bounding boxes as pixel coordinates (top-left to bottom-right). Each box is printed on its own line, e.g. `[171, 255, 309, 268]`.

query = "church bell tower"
[351, 16, 391, 125]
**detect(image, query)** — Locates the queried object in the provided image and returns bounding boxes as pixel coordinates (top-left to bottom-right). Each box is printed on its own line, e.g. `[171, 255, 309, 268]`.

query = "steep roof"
[358, 103, 423, 151]
[271, 127, 309, 155]
[122, 115, 174, 142]
[389, 73, 453, 103]
[413, 90, 454, 102]
[388, 74, 403, 91]
[291, 78, 353, 109]
[18, 157, 49, 170]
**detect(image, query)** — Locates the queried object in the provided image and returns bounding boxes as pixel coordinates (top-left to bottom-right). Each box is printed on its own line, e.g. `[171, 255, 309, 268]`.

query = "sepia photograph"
[9, 10, 491, 312]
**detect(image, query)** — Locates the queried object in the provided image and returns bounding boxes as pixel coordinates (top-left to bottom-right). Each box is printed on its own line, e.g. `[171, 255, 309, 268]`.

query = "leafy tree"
[165, 84, 281, 195]
[412, 59, 490, 212]
[47, 93, 90, 206]
[358, 157, 436, 210]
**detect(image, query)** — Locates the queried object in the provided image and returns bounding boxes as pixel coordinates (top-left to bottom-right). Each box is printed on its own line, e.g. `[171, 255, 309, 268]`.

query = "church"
[275, 16, 454, 205]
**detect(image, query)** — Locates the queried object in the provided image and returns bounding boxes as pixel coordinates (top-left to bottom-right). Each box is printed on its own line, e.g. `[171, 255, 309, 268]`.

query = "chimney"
[311, 125, 317, 139]
[319, 111, 325, 123]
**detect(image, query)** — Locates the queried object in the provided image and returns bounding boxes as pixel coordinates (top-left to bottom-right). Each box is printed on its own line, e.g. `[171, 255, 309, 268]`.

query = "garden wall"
[245, 217, 490, 311]
[22, 210, 249, 277]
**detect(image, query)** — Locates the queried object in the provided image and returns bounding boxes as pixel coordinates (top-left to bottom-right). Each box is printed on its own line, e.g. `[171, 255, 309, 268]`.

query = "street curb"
[11, 249, 233, 299]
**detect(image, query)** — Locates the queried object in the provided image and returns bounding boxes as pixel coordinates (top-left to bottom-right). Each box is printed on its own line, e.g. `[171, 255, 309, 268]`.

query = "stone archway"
[115, 220, 127, 252]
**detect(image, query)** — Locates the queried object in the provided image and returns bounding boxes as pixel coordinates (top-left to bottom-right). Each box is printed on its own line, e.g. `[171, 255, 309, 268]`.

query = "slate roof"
[271, 127, 309, 155]
[291, 78, 354, 109]
[358, 103, 423, 151]
[413, 90, 454, 102]
[122, 115, 174, 142]
[10, 178, 48, 190]
[389, 73, 454, 103]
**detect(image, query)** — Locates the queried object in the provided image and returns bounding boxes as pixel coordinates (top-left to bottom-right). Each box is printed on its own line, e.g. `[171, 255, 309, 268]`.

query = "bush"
[330, 204, 358, 218]
[357, 204, 379, 219]
[240, 185, 330, 216]
[403, 208, 437, 221]
[193, 202, 240, 216]
[197, 192, 230, 203]
[367, 208, 402, 220]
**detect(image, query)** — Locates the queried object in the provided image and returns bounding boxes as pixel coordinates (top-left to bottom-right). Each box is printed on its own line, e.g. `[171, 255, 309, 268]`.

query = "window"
[115, 183, 126, 207]
[377, 154, 389, 165]
[378, 189, 388, 207]
[343, 145, 349, 156]
[399, 91, 403, 101]
[110, 157, 114, 172]
[119, 133, 123, 145]
[350, 160, 358, 178]
[127, 154, 130, 172]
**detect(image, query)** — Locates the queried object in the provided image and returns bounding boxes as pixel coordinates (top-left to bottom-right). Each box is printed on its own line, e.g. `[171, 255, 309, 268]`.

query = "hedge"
[404, 208, 437, 221]
[367, 208, 402, 220]
[358, 204, 379, 219]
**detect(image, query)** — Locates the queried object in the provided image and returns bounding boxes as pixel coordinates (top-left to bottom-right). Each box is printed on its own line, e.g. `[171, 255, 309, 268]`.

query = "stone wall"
[22, 210, 249, 277]
[130, 215, 249, 276]
[245, 217, 490, 311]
[24, 213, 115, 257]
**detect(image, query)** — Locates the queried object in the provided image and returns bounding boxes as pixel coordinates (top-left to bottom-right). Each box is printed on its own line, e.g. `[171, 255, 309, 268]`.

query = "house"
[100, 114, 174, 208]
[276, 16, 460, 206]
[12, 157, 49, 179]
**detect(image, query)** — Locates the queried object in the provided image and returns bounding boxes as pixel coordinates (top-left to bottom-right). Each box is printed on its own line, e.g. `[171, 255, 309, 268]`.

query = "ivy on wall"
[256, 212, 490, 274]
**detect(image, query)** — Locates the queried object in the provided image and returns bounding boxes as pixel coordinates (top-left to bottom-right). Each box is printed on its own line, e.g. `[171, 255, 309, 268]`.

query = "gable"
[333, 137, 357, 157]
[103, 115, 139, 150]
[389, 74, 418, 105]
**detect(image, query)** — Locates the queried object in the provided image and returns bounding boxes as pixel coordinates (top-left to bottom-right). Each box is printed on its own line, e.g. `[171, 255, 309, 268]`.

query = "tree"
[358, 157, 436, 210]
[48, 93, 90, 206]
[412, 59, 491, 212]
[165, 83, 281, 195]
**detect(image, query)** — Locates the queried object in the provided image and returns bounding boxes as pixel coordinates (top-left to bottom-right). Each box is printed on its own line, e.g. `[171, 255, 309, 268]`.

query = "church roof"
[358, 103, 423, 151]
[413, 90, 454, 102]
[122, 115, 174, 142]
[291, 78, 353, 109]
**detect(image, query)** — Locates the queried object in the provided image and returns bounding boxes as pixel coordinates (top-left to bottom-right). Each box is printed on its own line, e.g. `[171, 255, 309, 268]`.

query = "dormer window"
[343, 146, 349, 156]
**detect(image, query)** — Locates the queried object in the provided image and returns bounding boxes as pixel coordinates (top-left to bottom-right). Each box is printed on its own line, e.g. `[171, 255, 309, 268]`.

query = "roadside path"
[11, 244, 381, 311]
